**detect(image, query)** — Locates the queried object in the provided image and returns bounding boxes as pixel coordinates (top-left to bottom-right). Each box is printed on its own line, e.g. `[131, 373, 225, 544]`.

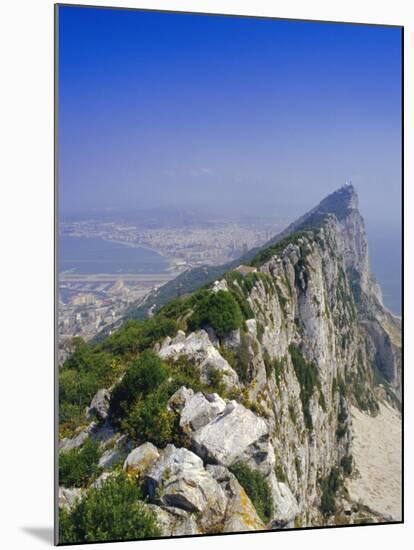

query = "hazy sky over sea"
[58, 6, 402, 313]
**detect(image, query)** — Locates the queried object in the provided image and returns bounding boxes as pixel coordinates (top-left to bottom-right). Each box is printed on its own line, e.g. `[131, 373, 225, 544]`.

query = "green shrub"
[110, 350, 169, 418]
[59, 338, 118, 434]
[59, 473, 161, 544]
[230, 462, 274, 523]
[102, 317, 178, 357]
[59, 438, 102, 488]
[207, 368, 226, 395]
[188, 290, 243, 339]
[319, 468, 341, 517]
[256, 322, 265, 343]
[274, 464, 288, 483]
[166, 356, 205, 393]
[122, 392, 175, 448]
[250, 232, 309, 267]
[340, 455, 353, 475]
[234, 332, 251, 383]
[263, 352, 286, 385]
[289, 344, 320, 430]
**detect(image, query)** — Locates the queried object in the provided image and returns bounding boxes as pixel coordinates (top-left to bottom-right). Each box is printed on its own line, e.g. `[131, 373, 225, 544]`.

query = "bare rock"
[167, 386, 194, 413]
[191, 401, 269, 467]
[158, 330, 239, 389]
[123, 442, 160, 475]
[180, 392, 226, 432]
[223, 477, 266, 532]
[211, 279, 228, 293]
[147, 505, 202, 536]
[145, 444, 227, 520]
[91, 471, 113, 489]
[206, 464, 266, 532]
[59, 423, 97, 453]
[267, 473, 299, 527]
[86, 389, 111, 421]
[58, 487, 83, 511]
[98, 434, 132, 469]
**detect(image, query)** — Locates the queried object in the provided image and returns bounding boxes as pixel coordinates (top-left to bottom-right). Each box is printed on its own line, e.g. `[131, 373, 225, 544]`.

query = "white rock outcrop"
[123, 442, 160, 474]
[190, 401, 269, 467]
[180, 392, 226, 432]
[158, 330, 239, 388]
[86, 389, 111, 421]
[58, 487, 83, 511]
[145, 445, 227, 519]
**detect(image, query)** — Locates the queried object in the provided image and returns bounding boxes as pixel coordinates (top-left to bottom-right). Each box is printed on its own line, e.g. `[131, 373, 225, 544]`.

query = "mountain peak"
[315, 183, 358, 218]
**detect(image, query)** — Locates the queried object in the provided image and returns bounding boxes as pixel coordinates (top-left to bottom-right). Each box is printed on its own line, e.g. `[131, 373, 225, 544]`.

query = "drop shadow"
[21, 526, 54, 545]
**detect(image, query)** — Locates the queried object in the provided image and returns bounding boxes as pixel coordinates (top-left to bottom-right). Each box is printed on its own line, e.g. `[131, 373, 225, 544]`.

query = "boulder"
[180, 392, 226, 432]
[123, 442, 160, 475]
[223, 477, 266, 532]
[147, 505, 202, 537]
[59, 423, 97, 453]
[98, 434, 132, 469]
[267, 473, 299, 528]
[211, 279, 228, 293]
[145, 445, 227, 519]
[158, 330, 239, 389]
[167, 386, 194, 413]
[191, 401, 270, 467]
[58, 487, 83, 511]
[86, 389, 111, 421]
[222, 329, 241, 349]
[91, 471, 113, 489]
[59, 420, 117, 454]
[206, 464, 265, 532]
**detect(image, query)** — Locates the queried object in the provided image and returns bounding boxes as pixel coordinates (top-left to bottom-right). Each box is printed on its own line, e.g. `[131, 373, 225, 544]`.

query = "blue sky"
[58, 6, 401, 223]
[58, 6, 401, 220]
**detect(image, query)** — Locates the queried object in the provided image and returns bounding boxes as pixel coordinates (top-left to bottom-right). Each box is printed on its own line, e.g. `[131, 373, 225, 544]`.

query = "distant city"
[58, 213, 283, 362]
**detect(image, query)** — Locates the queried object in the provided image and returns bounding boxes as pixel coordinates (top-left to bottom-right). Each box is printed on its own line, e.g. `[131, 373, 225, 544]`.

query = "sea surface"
[59, 231, 402, 316]
[59, 236, 169, 274]
[368, 226, 402, 316]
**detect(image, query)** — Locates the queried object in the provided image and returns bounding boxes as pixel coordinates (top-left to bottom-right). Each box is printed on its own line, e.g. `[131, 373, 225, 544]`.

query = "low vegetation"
[288, 344, 321, 430]
[188, 289, 243, 339]
[230, 462, 274, 523]
[110, 350, 225, 449]
[250, 232, 310, 267]
[59, 315, 179, 437]
[319, 467, 342, 517]
[340, 455, 353, 475]
[59, 438, 102, 488]
[59, 473, 161, 544]
[110, 350, 169, 418]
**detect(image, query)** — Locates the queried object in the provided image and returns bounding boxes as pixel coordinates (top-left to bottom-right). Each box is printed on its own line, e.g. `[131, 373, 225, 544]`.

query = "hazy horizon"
[58, 6, 402, 313]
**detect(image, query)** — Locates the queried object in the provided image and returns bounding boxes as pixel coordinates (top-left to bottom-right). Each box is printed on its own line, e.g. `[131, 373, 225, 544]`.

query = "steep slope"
[125, 184, 401, 399]
[58, 185, 402, 543]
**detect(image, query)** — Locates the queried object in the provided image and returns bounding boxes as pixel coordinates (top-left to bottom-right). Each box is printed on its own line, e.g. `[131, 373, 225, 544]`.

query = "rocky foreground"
[58, 185, 402, 542]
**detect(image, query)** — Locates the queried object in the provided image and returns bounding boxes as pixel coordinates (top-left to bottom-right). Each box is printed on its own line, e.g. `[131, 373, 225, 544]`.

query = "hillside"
[121, 185, 365, 322]
[58, 185, 402, 543]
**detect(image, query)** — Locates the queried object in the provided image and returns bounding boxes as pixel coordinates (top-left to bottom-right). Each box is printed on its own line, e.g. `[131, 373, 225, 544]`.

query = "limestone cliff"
[58, 185, 402, 542]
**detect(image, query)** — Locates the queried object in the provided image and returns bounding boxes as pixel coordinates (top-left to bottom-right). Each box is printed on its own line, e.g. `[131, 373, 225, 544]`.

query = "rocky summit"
[58, 184, 402, 543]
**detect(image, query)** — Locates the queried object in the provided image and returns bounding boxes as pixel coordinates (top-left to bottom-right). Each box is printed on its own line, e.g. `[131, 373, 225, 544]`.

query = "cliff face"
[59, 186, 402, 541]
[214, 207, 397, 525]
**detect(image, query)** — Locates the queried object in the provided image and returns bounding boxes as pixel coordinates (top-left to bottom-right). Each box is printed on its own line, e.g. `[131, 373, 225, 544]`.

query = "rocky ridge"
[58, 185, 401, 539]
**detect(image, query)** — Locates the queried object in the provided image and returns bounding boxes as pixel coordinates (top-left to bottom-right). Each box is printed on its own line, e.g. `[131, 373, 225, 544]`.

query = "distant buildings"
[234, 265, 257, 275]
